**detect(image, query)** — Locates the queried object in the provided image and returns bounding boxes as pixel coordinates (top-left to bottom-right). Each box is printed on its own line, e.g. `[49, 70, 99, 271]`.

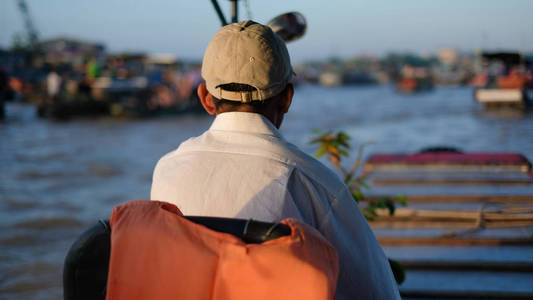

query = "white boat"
[475, 88, 528, 107]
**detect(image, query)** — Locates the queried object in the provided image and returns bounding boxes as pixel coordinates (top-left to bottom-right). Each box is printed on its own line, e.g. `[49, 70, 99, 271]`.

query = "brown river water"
[1, 85, 533, 299]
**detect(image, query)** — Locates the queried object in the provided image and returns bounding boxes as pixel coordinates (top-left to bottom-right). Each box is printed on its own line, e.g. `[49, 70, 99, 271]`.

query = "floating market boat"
[37, 75, 204, 120]
[473, 52, 532, 108]
[396, 65, 433, 93]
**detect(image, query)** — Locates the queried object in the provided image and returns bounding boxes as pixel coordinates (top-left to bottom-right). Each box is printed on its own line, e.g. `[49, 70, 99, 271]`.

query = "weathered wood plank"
[366, 195, 533, 203]
[400, 290, 533, 300]
[399, 260, 533, 272]
[372, 177, 532, 185]
[370, 221, 533, 228]
[378, 236, 533, 246]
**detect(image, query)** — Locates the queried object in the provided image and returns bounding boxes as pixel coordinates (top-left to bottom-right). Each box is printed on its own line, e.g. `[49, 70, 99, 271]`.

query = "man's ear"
[279, 83, 294, 113]
[197, 83, 217, 115]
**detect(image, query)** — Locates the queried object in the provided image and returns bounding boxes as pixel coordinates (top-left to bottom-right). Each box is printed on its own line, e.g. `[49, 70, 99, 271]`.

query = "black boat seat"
[63, 217, 291, 300]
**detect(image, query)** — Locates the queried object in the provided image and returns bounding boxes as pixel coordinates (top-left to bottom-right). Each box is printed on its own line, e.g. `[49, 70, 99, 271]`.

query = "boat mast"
[210, 0, 240, 26]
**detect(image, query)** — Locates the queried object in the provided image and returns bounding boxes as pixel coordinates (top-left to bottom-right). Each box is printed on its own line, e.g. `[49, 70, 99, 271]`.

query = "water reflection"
[477, 106, 533, 120]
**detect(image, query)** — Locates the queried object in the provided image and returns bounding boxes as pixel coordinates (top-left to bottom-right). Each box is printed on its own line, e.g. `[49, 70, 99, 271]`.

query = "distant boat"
[395, 65, 433, 93]
[473, 52, 532, 108]
[319, 70, 377, 87]
[319, 71, 343, 87]
[396, 77, 433, 93]
[38, 75, 204, 120]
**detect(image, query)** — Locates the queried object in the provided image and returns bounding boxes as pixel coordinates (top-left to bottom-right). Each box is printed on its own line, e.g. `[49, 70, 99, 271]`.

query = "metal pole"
[210, 0, 228, 26]
[231, 0, 238, 23]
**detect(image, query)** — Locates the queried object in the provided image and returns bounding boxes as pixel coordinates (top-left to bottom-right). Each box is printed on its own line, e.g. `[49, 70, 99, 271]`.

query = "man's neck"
[215, 110, 282, 129]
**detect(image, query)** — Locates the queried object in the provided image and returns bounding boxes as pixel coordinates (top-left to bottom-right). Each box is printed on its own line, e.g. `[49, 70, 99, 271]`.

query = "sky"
[1, 0, 532, 63]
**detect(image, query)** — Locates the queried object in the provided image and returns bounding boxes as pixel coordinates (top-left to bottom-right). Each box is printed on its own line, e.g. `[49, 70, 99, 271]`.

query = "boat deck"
[364, 152, 533, 298]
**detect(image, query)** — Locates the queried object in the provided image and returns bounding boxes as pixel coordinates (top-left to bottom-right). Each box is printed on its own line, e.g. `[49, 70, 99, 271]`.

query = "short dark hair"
[212, 83, 273, 111]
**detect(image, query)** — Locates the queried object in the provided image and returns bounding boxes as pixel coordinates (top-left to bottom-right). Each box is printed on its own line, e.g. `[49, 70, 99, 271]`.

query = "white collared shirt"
[151, 112, 400, 299]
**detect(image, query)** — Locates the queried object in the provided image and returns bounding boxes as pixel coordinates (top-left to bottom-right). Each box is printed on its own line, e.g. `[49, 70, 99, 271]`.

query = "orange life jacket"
[106, 200, 339, 300]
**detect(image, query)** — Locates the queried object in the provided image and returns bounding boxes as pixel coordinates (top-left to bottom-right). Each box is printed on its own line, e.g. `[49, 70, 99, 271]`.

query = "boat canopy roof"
[481, 52, 531, 66]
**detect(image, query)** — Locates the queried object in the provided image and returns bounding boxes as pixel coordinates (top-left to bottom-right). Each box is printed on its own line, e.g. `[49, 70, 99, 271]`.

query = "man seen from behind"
[151, 20, 400, 299]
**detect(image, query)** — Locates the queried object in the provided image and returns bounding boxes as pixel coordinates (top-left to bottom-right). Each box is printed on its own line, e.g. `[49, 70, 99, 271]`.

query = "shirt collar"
[209, 112, 283, 138]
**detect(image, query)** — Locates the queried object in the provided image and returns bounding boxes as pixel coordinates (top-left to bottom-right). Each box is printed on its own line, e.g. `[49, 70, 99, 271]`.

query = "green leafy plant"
[310, 129, 407, 285]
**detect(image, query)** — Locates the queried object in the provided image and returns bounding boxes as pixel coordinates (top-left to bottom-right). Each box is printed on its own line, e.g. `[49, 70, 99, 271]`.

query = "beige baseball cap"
[201, 20, 293, 103]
